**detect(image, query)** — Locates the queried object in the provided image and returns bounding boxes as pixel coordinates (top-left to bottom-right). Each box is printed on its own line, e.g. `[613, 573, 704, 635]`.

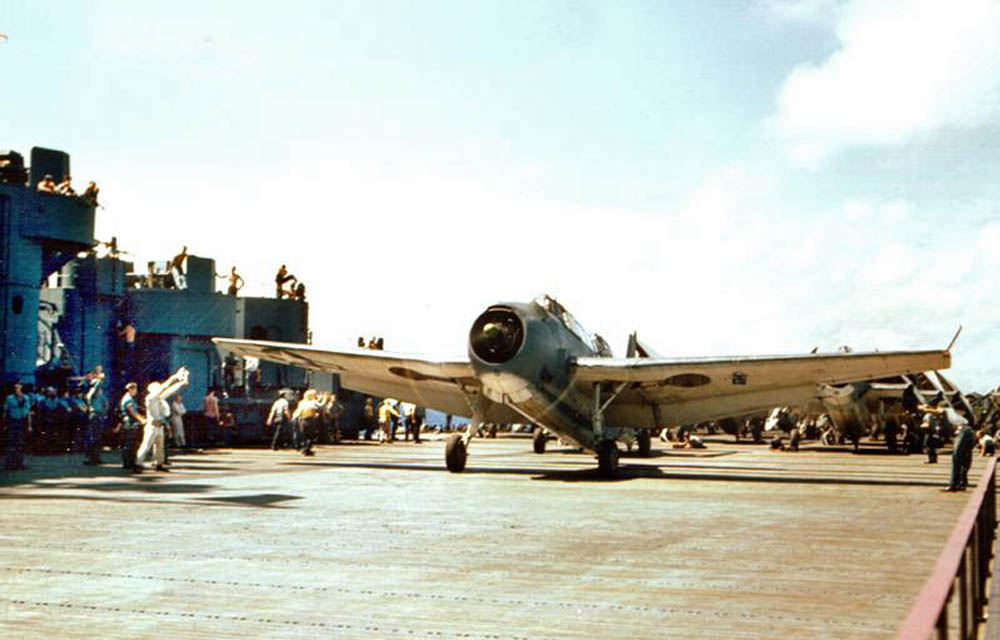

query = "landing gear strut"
[597, 440, 620, 477]
[533, 428, 547, 454]
[591, 382, 629, 478]
[445, 393, 488, 473]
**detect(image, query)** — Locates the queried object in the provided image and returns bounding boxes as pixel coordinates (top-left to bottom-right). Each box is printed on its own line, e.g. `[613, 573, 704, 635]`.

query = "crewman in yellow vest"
[378, 398, 400, 444]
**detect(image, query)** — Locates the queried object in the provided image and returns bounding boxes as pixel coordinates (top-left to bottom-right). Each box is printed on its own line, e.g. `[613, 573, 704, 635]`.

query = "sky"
[2, 0, 1000, 390]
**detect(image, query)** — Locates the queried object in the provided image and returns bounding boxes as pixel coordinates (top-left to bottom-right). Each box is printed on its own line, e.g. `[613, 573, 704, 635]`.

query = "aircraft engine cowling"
[469, 307, 525, 364]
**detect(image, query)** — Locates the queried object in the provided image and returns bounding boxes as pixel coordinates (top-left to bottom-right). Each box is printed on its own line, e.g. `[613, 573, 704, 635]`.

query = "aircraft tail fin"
[626, 331, 663, 358]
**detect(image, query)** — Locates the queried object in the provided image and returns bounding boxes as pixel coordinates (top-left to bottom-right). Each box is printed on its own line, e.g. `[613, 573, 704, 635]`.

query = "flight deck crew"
[4, 382, 32, 470]
[66, 387, 89, 454]
[402, 403, 421, 443]
[787, 427, 802, 452]
[120, 383, 144, 472]
[378, 399, 400, 443]
[921, 414, 940, 464]
[267, 392, 292, 450]
[321, 392, 344, 443]
[137, 368, 189, 472]
[170, 394, 187, 448]
[362, 398, 376, 440]
[83, 375, 109, 465]
[292, 389, 321, 456]
[34, 387, 65, 454]
[945, 421, 976, 492]
[979, 431, 996, 456]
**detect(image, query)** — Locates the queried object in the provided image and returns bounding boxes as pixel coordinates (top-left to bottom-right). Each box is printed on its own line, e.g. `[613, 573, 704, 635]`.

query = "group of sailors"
[2, 368, 110, 470]
[275, 265, 306, 301]
[358, 337, 385, 351]
[265, 389, 344, 455]
[36, 174, 100, 205]
[1, 365, 195, 473]
[367, 398, 422, 443]
[134, 251, 304, 302]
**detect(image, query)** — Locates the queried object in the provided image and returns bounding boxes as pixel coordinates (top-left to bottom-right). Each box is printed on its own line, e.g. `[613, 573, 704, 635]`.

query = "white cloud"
[764, 0, 843, 26]
[770, 0, 1000, 163]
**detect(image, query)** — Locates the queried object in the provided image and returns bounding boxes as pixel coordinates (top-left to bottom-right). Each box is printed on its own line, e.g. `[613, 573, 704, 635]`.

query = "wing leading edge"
[574, 348, 950, 427]
[211, 337, 496, 419]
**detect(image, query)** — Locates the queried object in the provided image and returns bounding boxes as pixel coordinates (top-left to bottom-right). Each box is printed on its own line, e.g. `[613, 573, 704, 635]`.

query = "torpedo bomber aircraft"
[213, 294, 950, 477]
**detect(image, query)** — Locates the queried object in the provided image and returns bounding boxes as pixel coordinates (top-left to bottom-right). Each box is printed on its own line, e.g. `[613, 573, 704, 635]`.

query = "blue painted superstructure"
[3, 147, 311, 410]
[1, 147, 95, 384]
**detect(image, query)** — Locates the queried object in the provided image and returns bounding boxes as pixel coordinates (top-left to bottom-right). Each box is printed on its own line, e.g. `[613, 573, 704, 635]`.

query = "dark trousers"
[885, 431, 898, 454]
[83, 416, 105, 463]
[405, 418, 420, 442]
[122, 343, 135, 379]
[299, 417, 317, 454]
[120, 427, 140, 469]
[5, 418, 27, 470]
[270, 419, 288, 449]
[950, 450, 973, 488]
[924, 434, 938, 463]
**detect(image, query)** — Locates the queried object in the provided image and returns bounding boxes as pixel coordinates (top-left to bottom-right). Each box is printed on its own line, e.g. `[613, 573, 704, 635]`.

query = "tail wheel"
[637, 430, 651, 457]
[445, 434, 467, 472]
[596, 440, 620, 478]
[533, 429, 547, 454]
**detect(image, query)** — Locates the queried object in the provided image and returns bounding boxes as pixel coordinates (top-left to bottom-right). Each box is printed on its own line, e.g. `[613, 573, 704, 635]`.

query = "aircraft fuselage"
[468, 296, 609, 451]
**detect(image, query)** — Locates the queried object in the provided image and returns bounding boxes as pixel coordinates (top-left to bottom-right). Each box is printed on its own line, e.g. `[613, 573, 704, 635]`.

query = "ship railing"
[897, 456, 997, 639]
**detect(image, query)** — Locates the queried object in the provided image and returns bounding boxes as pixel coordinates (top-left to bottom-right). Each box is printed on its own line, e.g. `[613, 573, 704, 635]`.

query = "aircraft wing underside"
[212, 338, 518, 421]
[573, 349, 950, 427]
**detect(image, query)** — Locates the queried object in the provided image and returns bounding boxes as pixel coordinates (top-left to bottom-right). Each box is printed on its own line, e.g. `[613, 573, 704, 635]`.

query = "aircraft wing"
[572, 349, 950, 427]
[212, 338, 510, 420]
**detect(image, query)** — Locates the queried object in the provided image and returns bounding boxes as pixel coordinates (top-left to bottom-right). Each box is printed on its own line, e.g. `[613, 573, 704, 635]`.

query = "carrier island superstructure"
[0, 146, 311, 411]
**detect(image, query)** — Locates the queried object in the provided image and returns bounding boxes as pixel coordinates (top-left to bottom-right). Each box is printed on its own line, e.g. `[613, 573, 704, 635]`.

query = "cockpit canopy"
[533, 294, 612, 357]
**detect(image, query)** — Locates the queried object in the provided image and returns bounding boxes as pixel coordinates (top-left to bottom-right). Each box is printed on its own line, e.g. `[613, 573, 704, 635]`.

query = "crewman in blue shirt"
[119, 383, 144, 473]
[83, 374, 110, 465]
[4, 382, 32, 470]
[34, 387, 66, 455]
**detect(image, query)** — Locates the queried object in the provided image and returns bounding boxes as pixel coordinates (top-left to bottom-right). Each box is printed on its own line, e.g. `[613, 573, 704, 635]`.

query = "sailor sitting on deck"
[55, 174, 75, 196]
[36, 174, 57, 193]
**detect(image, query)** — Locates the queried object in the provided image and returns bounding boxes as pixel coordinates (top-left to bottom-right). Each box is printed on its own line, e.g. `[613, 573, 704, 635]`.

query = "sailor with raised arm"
[136, 367, 189, 472]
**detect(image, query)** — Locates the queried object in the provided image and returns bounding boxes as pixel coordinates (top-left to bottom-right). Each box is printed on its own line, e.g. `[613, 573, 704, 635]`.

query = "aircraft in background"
[213, 294, 950, 477]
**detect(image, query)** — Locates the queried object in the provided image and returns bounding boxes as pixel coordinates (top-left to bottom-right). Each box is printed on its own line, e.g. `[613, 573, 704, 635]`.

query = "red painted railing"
[897, 457, 997, 639]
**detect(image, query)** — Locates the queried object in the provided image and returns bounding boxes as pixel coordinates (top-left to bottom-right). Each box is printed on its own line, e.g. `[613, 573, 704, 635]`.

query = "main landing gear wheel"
[597, 440, 620, 478]
[637, 429, 651, 457]
[445, 434, 467, 473]
[533, 429, 547, 454]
